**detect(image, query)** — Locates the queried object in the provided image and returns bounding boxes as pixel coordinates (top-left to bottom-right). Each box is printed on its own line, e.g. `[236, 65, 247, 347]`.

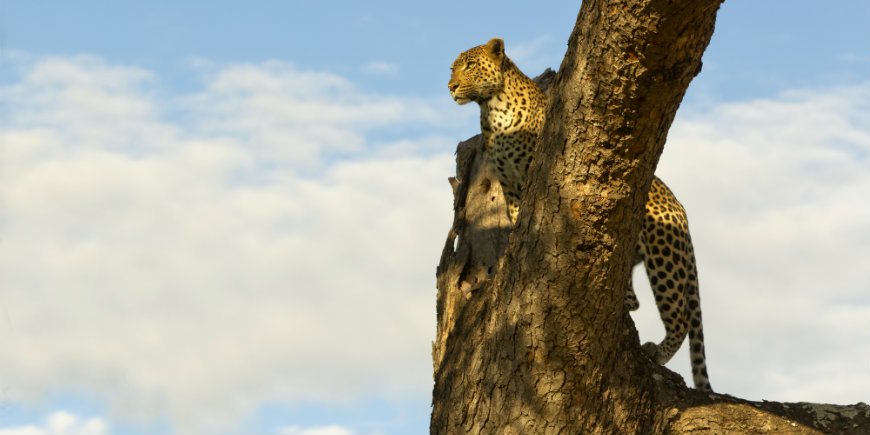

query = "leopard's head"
[448, 38, 508, 105]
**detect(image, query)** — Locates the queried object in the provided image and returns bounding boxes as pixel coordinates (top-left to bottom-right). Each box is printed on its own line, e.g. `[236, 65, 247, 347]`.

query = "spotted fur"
[448, 38, 545, 223]
[448, 38, 712, 391]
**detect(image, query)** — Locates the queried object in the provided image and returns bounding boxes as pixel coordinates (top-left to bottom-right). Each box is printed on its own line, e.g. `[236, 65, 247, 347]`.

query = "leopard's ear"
[486, 38, 505, 59]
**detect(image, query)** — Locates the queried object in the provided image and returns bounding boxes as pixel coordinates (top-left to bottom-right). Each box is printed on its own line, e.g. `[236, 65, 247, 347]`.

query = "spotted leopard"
[448, 38, 712, 391]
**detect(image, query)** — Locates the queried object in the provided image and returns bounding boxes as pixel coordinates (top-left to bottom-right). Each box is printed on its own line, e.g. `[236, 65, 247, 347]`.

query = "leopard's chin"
[452, 95, 473, 105]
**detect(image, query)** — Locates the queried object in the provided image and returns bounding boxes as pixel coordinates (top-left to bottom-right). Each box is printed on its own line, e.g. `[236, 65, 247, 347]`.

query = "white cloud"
[2, 50, 868, 435]
[838, 52, 870, 64]
[0, 412, 109, 435]
[630, 82, 870, 403]
[505, 35, 557, 76]
[278, 425, 355, 435]
[361, 62, 399, 76]
[0, 54, 459, 433]
[180, 60, 454, 168]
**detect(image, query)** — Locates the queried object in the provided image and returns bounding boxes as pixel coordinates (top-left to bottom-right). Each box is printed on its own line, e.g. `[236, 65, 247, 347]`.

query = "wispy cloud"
[278, 425, 356, 435]
[1, 50, 868, 435]
[0, 54, 456, 433]
[0, 412, 109, 435]
[631, 82, 870, 402]
[361, 61, 399, 77]
[181, 60, 448, 168]
[506, 35, 558, 75]
[837, 52, 870, 64]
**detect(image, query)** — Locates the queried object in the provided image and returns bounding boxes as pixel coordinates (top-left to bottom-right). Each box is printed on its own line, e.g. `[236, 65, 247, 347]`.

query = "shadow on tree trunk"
[431, 1, 869, 433]
[432, 133, 870, 435]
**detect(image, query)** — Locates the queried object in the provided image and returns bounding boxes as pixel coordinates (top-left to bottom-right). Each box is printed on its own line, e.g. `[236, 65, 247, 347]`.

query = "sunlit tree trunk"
[432, 1, 870, 434]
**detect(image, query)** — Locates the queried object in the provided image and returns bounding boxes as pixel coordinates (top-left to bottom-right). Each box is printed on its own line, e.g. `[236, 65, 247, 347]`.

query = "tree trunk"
[431, 1, 870, 434]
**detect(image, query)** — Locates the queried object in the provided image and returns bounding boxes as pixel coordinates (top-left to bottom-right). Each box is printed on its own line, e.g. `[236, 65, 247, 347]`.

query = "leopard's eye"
[464, 61, 477, 70]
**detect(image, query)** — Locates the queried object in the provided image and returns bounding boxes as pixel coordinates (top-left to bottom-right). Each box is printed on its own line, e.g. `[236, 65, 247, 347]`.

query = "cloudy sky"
[1, 1, 868, 434]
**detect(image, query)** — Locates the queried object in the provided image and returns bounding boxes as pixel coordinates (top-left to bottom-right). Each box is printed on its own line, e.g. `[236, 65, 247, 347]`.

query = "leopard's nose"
[448, 82, 459, 92]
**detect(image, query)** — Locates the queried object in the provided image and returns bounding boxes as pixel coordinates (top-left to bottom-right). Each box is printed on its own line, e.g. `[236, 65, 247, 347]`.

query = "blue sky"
[4, 1, 868, 98]
[1, 2, 868, 435]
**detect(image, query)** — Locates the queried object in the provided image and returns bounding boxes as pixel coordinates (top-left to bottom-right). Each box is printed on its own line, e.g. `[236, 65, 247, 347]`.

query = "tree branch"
[431, 1, 869, 433]
[435, 130, 870, 434]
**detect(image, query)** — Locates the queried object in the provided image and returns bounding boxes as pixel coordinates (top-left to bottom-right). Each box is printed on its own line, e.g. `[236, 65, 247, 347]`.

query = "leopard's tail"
[685, 232, 712, 392]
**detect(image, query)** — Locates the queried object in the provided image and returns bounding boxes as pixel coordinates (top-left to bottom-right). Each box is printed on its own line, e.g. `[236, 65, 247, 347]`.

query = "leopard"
[448, 38, 712, 391]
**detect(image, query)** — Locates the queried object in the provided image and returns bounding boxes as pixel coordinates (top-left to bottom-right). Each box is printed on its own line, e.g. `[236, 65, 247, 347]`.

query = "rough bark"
[432, 0, 870, 434]
[434, 137, 870, 434]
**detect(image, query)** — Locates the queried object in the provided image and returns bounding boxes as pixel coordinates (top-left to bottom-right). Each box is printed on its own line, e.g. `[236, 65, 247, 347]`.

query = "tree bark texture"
[434, 138, 870, 435]
[432, 1, 870, 434]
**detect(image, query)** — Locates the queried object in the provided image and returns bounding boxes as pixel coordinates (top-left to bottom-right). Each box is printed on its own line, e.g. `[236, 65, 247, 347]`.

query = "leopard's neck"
[478, 66, 545, 149]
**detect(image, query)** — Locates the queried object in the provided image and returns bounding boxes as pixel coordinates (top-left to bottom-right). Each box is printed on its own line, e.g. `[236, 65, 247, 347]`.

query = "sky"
[0, 1, 868, 434]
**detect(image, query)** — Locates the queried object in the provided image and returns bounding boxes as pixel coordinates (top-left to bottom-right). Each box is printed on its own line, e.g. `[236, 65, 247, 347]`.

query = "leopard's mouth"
[451, 93, 473, 105]
[451, 88, 484, 105]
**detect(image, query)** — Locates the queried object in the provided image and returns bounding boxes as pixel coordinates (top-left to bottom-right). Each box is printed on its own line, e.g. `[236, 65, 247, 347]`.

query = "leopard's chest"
[481, 106, 539, 150]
